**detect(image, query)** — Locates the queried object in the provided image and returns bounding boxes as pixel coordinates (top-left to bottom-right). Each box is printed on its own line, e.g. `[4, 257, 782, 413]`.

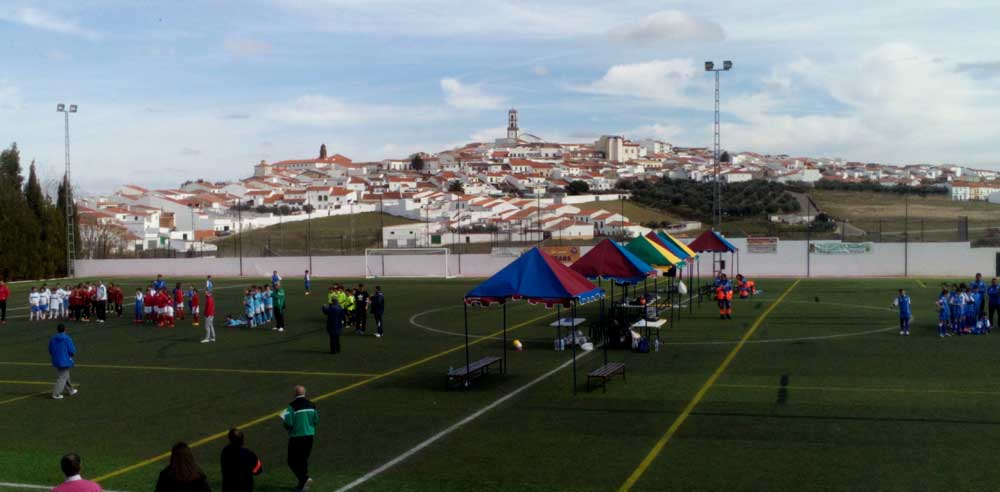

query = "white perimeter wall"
[76, 241, 1000, 279]
[690, 239, 1000, 278]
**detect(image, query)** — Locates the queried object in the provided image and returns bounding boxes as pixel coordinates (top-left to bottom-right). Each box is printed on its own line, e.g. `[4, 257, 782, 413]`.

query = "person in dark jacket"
[220, 428, 262, 492]
[322, 299, 345, 354]
[370, 286, 385, 337]
[155, 442, 211, 492]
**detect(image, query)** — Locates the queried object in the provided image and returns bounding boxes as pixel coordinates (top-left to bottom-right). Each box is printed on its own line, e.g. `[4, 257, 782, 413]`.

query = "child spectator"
[893, 289, 911, 336]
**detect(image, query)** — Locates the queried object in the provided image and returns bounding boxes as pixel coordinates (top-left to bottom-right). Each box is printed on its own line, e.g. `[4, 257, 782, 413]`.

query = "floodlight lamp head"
[723, 60, 733, 70]
[704, 61, 714, 71]
[57, 103, 65, 112]
[69, 104, 77, 112]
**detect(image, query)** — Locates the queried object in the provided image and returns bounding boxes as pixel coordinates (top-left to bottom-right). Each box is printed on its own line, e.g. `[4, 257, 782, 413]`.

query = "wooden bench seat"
[447, 356, 504, 388]
[587, 362, 626, 392]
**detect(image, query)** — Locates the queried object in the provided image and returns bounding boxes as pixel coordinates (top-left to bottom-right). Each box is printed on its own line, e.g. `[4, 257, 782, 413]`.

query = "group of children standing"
[242, 285, 278, 330]
[933, 275, 1000, 337]
[134, 283, 202, 328]
[29, 282, 123, 323]
[326, 283, 384, 337]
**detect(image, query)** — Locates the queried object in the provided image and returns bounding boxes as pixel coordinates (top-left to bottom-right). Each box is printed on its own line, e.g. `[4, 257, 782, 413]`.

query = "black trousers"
[275, 308, 285, 329]
[328, 331, 340, 354]
[0, 300, 6, 322]
[990, 303, 998, 327]
[356, 310, 367, 332]
[96, 301, 107, 321]
[287, 435, 313, 489]
[374, 312, 383, 335]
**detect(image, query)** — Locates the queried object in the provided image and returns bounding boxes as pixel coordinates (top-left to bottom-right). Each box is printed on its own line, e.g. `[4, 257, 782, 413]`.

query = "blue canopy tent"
[465, 247, 604, 393]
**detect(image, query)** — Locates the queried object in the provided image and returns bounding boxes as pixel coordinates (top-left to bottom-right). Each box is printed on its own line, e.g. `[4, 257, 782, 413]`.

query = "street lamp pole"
[57, 103, 77, 277]
[704, 60, 732, 230]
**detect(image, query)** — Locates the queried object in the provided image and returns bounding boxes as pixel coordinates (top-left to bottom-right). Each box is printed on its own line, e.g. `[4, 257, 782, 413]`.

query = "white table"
[550, 317, 587, 350]
[631, 318, 667, 344]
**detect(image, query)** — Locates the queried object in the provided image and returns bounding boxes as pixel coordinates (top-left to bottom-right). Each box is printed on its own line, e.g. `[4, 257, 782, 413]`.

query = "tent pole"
[572, 301, 577, 395]
[601, 296, 607, 366]
[557, 303, 562, 343]
[688, 261, 693, 315]
[503, 302, 508, 374]
[697, 259, 702, 305]
[464, 301, 471, 376]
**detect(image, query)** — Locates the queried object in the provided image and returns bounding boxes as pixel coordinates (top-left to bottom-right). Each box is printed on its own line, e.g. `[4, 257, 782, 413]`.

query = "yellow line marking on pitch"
[0, 362, 376, 378]
[0, 391, 49, 405]
[915, 279, 927, 288]
[617, 278, 801, 492]
[717, 383, 1000, 397]
[93, 309, 556, 484]
[0, 380, 53, 386]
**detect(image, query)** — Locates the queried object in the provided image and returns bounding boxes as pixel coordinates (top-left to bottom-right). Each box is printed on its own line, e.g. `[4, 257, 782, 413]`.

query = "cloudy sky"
[1, 0, 998, 192]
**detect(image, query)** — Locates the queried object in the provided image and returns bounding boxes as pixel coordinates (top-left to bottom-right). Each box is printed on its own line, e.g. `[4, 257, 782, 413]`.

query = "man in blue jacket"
[322, 299, 345, 354]
[49, 324, 78, 400]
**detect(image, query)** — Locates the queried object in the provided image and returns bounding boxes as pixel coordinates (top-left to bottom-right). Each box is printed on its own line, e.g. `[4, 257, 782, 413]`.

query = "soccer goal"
[364, 248, 455, 279]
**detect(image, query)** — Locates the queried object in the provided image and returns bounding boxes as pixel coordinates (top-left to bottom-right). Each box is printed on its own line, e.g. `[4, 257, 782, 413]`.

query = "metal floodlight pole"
[704, 61, 732, 231]
[57, 103, 78, 277]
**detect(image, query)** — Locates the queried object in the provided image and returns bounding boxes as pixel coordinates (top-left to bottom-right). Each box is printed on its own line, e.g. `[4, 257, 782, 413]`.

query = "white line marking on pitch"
[333, 350, 595, 492]
[0, 482, 126, 492]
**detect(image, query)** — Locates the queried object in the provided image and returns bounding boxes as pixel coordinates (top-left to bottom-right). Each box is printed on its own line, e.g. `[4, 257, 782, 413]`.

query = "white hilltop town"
[75, 109, 1000, 257]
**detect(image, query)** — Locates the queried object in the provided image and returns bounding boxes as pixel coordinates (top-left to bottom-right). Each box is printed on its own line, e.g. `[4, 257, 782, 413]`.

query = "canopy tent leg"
[556, 303, 562, 344]
[571, 301, 577, 395]
[697, 259, 701, 305]
[688, 261, 694, 315]
[502, 302, 507, 374]
[601, 296, 607, 366]
[463, 302, 471, 376]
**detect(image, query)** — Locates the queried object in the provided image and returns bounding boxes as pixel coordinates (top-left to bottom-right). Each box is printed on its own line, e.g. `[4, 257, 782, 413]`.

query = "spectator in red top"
[0, 280, 9, 324]
[201, 291, 216, 343]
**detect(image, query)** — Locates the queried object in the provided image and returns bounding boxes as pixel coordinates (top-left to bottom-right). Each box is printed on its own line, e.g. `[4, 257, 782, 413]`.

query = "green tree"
[0, 144, 42, 279]
[447, 180, 465, 193]
[565, 180, 590, 195]
[410, 154, 425, 172]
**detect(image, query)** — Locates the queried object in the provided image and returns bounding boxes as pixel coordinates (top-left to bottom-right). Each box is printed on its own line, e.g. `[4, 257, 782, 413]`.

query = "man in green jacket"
[281, 385, 317, 492]
[272, 283, 286, 333]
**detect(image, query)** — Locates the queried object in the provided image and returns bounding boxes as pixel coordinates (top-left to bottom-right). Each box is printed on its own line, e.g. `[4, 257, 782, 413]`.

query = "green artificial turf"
[1, 276, 998, 491]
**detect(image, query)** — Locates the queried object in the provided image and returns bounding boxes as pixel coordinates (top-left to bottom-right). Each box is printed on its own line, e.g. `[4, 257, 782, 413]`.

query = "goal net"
[364, 248, 454, 279]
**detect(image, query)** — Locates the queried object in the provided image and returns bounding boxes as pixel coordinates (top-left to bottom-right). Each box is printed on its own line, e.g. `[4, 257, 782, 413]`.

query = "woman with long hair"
[155, 442, 211, 492]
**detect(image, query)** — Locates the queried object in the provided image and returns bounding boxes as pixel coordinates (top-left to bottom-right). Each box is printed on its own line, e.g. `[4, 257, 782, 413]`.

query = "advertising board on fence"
[747, 236, 778, 254]
[810, 242, 873, 254]
[542, 246, 581, 264]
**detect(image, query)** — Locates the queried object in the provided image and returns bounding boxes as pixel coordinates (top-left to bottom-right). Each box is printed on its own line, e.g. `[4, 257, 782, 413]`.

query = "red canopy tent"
[688, 230, 739, 281]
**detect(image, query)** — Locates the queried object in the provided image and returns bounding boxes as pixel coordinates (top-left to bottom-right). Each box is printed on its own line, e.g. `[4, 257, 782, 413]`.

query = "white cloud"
[575, 59, 699, 107]
[609, 10, 724, 46]
[468, 126, 507, 143]
[0, 8, 99, 39]
[721, 43, 1000, 164]
[630, 123, 684, 141]
[0, 81, 21, 111]
[264, 95, 401, 126]
[224, 36, 272, 57]
[440, 78, 506, 110]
